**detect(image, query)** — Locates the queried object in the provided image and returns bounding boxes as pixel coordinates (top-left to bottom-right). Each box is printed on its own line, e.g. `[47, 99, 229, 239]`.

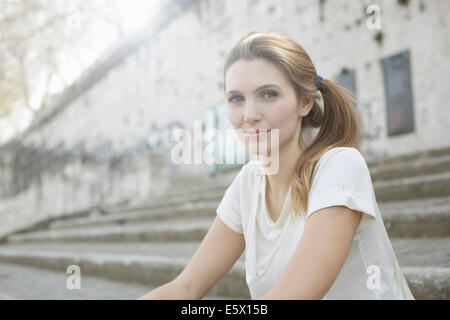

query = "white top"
[216, 147, 415, 300]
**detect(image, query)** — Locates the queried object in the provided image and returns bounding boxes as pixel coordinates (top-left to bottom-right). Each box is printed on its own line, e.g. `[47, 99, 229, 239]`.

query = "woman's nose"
[243, 100, 262, 122]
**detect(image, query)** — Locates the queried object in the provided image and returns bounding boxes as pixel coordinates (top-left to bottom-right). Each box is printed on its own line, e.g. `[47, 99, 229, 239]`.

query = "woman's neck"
[263, 137, 301, 200]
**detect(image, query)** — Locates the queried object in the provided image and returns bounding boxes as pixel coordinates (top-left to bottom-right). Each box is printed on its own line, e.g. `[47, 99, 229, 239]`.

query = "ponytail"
[292, 78, 361, 216]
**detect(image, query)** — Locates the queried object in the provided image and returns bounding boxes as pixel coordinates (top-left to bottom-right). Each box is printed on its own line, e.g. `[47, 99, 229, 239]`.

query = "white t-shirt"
[216, 147, 415, 300]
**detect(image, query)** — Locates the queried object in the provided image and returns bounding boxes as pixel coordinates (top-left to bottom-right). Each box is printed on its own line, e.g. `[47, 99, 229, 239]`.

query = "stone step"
[366, 146, 450, 168]
[15, 180, 226, 236]
[0, 262, 233, 300]
[0, 241, 248, 299]
[373, 171, 450, 202]
[379, 196, 450, 238]
[388, 238, 450, 268]
[157, 181, 228, 200]
[369, 154, 450, 182]
[11, 196, 450, 242]
[0, 238, 447, 299]
[108, 188, 225, 215]
[0, 290, 18, 300]
[48, 200, 220, 231]
[6, 217, 216, 243]
[0, 262, 151, 300]
[399, 267, 450, 300]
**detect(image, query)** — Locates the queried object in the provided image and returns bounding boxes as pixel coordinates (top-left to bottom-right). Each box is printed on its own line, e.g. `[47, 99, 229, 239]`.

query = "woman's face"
[225, 58, 311, 158]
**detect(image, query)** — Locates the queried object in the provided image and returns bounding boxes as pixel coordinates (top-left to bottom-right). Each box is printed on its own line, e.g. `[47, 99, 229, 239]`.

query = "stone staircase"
[0, 147, 449, 300]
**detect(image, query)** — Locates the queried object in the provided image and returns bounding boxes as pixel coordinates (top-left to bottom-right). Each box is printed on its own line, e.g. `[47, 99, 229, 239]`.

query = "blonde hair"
[223, 31, 362, 217]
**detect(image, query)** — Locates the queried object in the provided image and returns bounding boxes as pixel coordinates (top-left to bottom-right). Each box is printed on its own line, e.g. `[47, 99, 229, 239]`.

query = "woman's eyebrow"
[226, 84, 280, 96]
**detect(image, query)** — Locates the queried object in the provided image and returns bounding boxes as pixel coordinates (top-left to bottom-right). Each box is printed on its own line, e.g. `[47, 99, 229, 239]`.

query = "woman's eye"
[263, 91, 278, 99]
[228, 91, 278, 104]
[228, 96, 243, 103]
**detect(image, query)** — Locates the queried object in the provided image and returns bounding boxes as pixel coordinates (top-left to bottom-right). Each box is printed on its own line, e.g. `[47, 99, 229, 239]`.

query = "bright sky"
[47, 0, 163, 97]
[0, 0, 163, 143]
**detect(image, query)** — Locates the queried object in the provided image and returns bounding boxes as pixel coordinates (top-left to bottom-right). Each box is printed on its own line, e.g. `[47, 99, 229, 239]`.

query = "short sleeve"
[216, 168, 243, 234]
[306, 148, 378, 234]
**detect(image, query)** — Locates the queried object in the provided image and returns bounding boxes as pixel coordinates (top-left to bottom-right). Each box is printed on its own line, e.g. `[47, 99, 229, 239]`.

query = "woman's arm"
[256, 205, 362, 300]
[138, 215, 245, 300]
[138, 279, 193, 300]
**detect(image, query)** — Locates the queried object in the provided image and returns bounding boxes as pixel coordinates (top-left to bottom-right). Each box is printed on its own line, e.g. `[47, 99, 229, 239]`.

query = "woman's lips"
[244, 129, 271, 140]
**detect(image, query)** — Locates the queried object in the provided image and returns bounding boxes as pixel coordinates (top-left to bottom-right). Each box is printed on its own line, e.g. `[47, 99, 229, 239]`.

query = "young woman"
[139, 31, 415, 300]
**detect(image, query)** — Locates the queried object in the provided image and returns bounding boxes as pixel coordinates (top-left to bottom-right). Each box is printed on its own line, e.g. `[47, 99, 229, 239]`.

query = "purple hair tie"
[315, 75, 323, 89]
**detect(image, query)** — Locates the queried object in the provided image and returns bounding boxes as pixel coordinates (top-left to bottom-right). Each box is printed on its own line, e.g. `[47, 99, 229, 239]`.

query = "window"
[382, 50, 415, 136]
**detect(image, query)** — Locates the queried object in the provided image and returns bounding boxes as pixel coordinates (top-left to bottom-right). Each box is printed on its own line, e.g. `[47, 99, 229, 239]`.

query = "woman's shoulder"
[318, 147, 367, 167]
[311, 147, 370, 182]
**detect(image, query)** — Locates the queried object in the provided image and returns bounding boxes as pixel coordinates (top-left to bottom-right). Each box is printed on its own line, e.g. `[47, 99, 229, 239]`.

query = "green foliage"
[374, 31, 384, 46]
[397, 0, 410, 6]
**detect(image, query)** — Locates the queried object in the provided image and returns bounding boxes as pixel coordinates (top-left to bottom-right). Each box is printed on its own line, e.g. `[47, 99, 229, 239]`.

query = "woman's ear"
[298, 96, 314, 117]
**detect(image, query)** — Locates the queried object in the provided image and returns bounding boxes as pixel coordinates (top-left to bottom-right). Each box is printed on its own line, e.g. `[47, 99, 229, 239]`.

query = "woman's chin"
[245, 143, 274, 157]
